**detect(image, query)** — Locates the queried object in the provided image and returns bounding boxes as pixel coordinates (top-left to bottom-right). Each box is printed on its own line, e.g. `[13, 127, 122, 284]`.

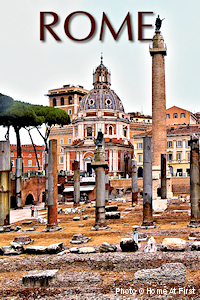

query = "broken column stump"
[22, 269, 58, 287]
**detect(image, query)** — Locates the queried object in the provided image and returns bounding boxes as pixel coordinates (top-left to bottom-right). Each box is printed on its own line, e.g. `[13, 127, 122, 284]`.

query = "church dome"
[78, 56, 125, 112]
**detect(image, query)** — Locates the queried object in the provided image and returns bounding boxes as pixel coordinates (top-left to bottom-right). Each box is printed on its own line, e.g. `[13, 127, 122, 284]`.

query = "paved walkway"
[10, 203, 46, 224]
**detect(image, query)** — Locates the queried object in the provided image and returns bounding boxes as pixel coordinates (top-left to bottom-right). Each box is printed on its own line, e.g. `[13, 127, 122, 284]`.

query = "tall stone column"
[15, 158, 22, 208]
[91, 131, 108, 228]
[131, 159, 138, 205]
[47, 139, 58, 230]
[161, 153, 167, 199]
[150, 21, 167, 198]
[0, 141, 11, 225]
[73, 160, 80, 207]
[189, 134, 200, 226]
[142, 136, 153, 226]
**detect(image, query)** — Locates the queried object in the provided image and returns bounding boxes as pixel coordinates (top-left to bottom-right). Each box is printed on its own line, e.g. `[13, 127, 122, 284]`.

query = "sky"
[1, 0, 200, 145]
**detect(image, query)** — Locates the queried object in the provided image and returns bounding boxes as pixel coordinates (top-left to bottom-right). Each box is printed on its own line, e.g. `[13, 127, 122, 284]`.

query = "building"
[133, 124, 200, 178]
[166, 106, 197, 125]
[10, 144, 45, 174]
[49, 57, 134, 176]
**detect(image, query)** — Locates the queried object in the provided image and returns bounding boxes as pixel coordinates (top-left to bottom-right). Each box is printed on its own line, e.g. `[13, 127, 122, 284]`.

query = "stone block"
[105, 212, 120, 219]
[13, 235, 33, 245]
[191, 241, 200, 251]
[73, 217, 80, 221]
[25, 246, 47, 254]
[120, 238, 138, 252]
[99, 242, 117, 252]
[78, 247, 96, 254]
[46, 243, 63, 254]
[105, 205, 118, 212]
[22, 269, 58, 287]
[134, 263, 186, 284]
[162, 238, 186, 251]
[0, 245, 23, 255]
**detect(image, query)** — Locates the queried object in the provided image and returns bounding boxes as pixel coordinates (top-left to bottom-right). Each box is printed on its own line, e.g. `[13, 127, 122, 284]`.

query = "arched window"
[53, 98, 57, 106]
[61, 97, 64, 106]
[109, 126, 113, 135]
[69, 96, 72, 105]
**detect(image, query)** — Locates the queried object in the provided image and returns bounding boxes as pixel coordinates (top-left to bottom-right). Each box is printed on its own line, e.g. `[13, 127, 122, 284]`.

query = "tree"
[0, 93, 14, 140]
[31, 105, 70, 151]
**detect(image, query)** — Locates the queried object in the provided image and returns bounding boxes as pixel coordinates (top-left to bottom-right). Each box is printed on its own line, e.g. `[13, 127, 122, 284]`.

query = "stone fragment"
[78, 247, 96, 254]
[0, 245, 23, 255]
[99, 242, 117, 252]
[162, 238, 186, 251]
[23, 269, 58, 287]
[46, 243, 63, 254]
[69, 247, 80, 253]
[120, 238, 138, 252]
[13, 235, 33, 245]
[134, 263, 186, 284]
[10, 242, 24, 253]
[25, 246, 47, 254]
[83, 215, 88, 220]
[15, 226, 22, 231]
[73, 217, 80, 221]
[188, 231, 200, 240]
[78, 224, 84, 227]
[144, 237, 157, 253]
[70, 233, 91, 244]
[57, 249, 70, 256]
[105, 212, 120, 219]
[86, 204, 91, 208]
[22, 221, 32, 225]
[191, 241, 200, 251]
[105, 205, 118, 212]
[138, 233, 148, 242]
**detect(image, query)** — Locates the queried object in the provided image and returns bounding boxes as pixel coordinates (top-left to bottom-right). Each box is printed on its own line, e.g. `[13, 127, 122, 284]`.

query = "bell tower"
[93, 54, 111, 89]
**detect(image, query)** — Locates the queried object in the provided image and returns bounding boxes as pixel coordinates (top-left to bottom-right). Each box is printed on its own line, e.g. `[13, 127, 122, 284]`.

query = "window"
[37, 154, 40, 158]
[11, 160, 14, 167]
[109, 126, 113, 135]
[69, 96, 72, 105]
[166, 114, 170, 119]
[124, 129, 127, 137]
[61, 97, 64, 106]
[53, 98, 57, 106]
[137, 143, 143, 149]
[167, 141, 172, 148]
[60, 147, 63, 153]
[176, 152, 182, 161]
[29, 154, 32, 158]
[11, 152, 14, 157]
[177, 140, 182, 147]
[177, 168, 183, 176]
[28, 160, 32, 167]
[187, 152, 190, 161]
[186, 168, 190, 176]
[87, 127, 92, 137]
[79, 97, 82, 103]
[68, 138, 72, 144]
[173, 113, 178, 118]
[68, 109, 72, 115]
[60, 138, 64, 145]
[168, 153, 173, 161]
[180, 113, 185, 118]
[187, 140, 190, 147]
[59, 156, 64, 164]
[138, 154, 143, 162]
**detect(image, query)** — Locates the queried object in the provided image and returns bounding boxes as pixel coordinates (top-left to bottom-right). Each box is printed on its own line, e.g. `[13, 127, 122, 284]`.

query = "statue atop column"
[155, 15, 165, 31]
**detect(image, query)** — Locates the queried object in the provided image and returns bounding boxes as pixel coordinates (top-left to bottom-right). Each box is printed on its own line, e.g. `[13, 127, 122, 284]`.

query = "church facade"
[49, 58, 134, 177]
